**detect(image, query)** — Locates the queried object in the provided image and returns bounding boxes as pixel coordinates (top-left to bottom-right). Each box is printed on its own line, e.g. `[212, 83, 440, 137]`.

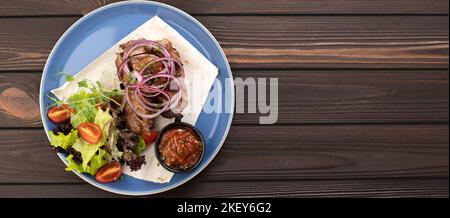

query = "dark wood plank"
[235, 70, 449, 124]
[0, 0, 448, 16]
[205, 124, 449, 181]
[0, 178, 447, 197]
[0, 129, 81, 183]
[0, 125, 447, 183]
[161, 178, 449, 198]
[0, 16, 448, 71]
[0, 18, 71, 70]
[206, 16, 449, 69]
[1, 71, 447, 127]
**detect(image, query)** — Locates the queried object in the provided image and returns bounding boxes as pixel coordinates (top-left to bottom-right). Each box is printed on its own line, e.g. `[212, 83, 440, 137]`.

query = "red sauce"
[158, 127, 203, 170]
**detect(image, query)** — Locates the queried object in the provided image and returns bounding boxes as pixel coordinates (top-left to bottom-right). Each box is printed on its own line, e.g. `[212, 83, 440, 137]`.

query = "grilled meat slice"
[115, 40, 146, 68]
[130, 55, 164, 75]
[124, 91, 154, 135]
[115, 52, 124, 68]
[158, 39, 180, 61]
[116, 39, 181, 73]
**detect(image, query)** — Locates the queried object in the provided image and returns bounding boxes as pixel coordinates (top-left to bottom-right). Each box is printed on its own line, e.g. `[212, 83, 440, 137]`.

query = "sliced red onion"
[125, 86, 169, 119]
[118, 53, 149, 83]
[119, 39, 186, 119]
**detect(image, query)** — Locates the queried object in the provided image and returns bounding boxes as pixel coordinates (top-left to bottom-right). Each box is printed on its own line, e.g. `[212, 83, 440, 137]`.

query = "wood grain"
[0, 0, 448, 16]
[235, 70, 449, 124]
[1, 71, 447, 127]
[206, 16, 449, 69]
[0, 73, 41, 127]
[0, 129, 80, 183]
[0, 125, 447, 183]
[0, 178, 447, 197]
[160, 178, 449, 198]
[0, 0, 448, 199]
[0, 16, 448, 71]
[0, 18, 72, 70]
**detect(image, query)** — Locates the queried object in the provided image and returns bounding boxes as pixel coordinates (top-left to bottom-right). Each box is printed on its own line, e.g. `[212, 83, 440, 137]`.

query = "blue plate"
[39, 1, 234, 195]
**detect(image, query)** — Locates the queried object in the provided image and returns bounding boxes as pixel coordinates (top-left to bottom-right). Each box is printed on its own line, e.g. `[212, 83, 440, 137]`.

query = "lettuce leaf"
[65, 155, 84, 173]
[95, 108, 113, 142]
[133, 136, 146, 156]
[89, 149, 109, 173]
[65, 109, 114, 175]
[105, 128, 123, 161]
[67, 91, 98, 128]
[66, 149, 108, 176]
[48, 129, 78, 149]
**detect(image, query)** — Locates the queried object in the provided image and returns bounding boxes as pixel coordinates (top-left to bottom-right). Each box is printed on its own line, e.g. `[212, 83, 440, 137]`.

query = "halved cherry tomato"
[95, 161, 122, 183]
[77, 122, 102, 144]
[47, 104, 74, 124]
[142, 131, 159, 145]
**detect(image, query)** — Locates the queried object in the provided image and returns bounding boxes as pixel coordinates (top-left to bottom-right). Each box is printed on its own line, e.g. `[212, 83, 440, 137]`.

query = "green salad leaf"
[105, 128, 123, 161]
[133, 136, 147, 156]
[88, 149, 109, 173]
[66, 109, 114, 174]
[56, 72, 74, 82]
[48, 129, 78, 150]
[66, 148, 108, 176]
[68, 91, 98, 128]
[77, 80, 89, 88]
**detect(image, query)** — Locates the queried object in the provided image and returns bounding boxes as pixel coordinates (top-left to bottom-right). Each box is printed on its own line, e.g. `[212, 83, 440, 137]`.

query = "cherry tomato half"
[77, 122, 102, 144]
[47, 104, 74, 124]
[95, 161, 122, 183]
[142, 131, 159, 145]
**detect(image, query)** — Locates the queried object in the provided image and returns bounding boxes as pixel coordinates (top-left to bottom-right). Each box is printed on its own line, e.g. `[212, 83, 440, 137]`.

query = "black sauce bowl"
[154, 115, 205, 173]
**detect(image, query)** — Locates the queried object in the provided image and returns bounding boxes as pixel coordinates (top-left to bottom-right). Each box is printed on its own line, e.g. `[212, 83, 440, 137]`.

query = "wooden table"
[0, 0, 448, 198]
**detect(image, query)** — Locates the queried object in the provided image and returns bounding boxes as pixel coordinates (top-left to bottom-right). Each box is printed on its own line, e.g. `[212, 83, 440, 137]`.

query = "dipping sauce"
[158, 127, 203, 171]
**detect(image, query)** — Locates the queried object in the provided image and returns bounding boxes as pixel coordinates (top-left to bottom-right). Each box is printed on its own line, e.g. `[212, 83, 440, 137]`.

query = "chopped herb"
[57, 72, 75, 82]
